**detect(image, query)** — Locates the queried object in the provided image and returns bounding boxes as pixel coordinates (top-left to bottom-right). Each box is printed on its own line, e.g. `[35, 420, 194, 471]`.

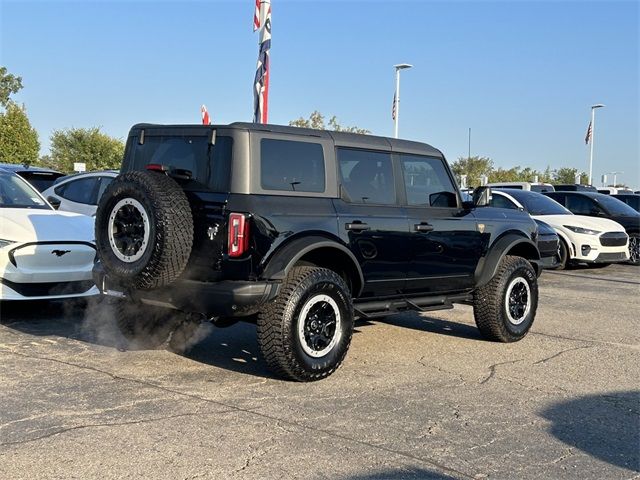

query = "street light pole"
[588, 103, 605, 185]
[393, 63, 412, 138]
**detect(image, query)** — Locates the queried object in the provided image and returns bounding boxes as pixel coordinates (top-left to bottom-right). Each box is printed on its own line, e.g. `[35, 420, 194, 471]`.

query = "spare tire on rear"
[95, 170, 194, 290]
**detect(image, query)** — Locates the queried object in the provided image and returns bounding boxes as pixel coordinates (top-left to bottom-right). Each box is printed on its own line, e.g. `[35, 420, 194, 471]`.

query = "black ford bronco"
[94, 123, 543, 381]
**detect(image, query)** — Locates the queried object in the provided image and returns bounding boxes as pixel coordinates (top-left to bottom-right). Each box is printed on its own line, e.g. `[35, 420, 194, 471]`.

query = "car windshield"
[518, 193, 572, 215]
[0, 172, 51, 209]
[596, 195, 639, 216]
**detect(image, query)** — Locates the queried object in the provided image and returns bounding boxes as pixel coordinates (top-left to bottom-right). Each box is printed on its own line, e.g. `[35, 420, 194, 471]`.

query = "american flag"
[201, 104, 211, 125]
[392, 92, 397, 120]
[253, 0, 271, 124]
[585, 120, 592, 144]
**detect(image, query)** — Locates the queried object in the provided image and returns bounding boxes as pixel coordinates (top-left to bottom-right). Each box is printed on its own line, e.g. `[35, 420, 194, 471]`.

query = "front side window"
[0, 172, 51, 210]
[338, 148, 395, 204]
[400, 154, 458, 207]
[58, 177, 99, 204]
[260, 139, 325, 192]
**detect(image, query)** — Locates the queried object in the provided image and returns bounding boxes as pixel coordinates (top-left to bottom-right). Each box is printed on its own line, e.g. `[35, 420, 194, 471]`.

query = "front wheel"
[628, 234, 640, 265]
[473, 255, 539, 342]
[556, 238, 569, 270]
[257, 267, 354, 382]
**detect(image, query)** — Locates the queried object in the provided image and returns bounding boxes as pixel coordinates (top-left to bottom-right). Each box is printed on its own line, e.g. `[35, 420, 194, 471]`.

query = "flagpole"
[588, 103, 605, 185]
[393, 63, 412, 138]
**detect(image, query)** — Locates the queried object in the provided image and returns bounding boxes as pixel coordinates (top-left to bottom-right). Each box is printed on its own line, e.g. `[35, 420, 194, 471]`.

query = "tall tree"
[451, 156, 494, 186]
[49, 127, 125, 173]
[0, 103, 40, 165]
[290, 110, 370, 134]
[553, 167, 588, 185]
[0, 66, 23, 109]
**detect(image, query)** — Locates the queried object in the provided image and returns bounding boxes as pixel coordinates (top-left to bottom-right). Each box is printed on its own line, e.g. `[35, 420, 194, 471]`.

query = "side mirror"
[472, 186, 492, 207]
[47, 196, 61, 209]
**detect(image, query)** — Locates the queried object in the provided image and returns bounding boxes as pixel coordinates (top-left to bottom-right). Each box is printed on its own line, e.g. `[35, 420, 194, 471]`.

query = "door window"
[566, 194, 599, 215]
[57, 177, 99, 205]
[400, 155, 458, 207]
[338, 148, 395, 204]
[260, 139, 325, 192]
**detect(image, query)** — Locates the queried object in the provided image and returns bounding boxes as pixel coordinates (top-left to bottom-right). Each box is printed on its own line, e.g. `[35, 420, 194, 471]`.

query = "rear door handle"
[414, 222, 434, 232]
[345, 222, 370, 232]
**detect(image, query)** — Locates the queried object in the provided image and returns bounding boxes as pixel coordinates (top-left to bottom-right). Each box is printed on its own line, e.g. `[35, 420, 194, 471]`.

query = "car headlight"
[563, 225, 601, 235]
[0, 239, 16, 249]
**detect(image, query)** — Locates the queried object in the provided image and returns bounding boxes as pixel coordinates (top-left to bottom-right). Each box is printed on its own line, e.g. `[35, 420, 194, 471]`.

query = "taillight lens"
[228, 213, 250, 258]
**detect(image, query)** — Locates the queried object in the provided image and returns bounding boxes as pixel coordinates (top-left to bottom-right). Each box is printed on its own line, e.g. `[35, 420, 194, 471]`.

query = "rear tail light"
[228, 213, 250, 258]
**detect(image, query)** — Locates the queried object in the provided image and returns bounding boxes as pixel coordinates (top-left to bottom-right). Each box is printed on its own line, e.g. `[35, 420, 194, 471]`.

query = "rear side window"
[260, 139, 325, 192]
[57, 177, 99, 204]
[400, 154, 458, 207]
[566, 194, 598, 215]
[338, 148, 395, 205]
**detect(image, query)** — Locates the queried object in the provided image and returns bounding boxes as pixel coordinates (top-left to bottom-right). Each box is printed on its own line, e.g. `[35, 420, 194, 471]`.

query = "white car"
[42, 170, 118, 216]
[490, 189, 629, 269]
[0, 168, 99, 300]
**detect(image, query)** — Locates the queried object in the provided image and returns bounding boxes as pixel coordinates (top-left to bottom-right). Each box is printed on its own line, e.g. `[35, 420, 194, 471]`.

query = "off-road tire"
[115, 300, 184, 350]
[473, 255, 538, 342]
[95, 170, 193, 290]
[257, 266, 354, 382]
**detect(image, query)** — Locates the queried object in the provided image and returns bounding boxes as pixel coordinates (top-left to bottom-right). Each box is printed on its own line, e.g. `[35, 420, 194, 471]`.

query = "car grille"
[599, 232, 628, 247]
[0, 279, 95, 297]
[594, 252, 627, 262]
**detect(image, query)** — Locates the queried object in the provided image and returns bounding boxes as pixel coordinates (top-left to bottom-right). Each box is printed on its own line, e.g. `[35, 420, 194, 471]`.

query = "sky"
[1, 0, 638, 187]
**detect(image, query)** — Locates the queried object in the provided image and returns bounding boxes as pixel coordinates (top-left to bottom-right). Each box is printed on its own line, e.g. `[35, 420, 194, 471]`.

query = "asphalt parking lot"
[0, 264, 638, 480]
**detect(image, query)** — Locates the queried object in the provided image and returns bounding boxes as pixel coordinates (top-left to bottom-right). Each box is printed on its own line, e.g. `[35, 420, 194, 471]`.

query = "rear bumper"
[93, 265, 280, 317]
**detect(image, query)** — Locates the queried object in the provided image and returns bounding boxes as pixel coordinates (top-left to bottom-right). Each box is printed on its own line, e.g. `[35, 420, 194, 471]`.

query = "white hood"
[533, 214, 626, 233]
[0, 208, 94, 244]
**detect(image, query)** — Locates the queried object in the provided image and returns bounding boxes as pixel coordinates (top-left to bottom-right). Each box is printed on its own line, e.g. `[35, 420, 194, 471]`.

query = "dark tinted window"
[338, 149, 395, 204]
[400, 154, 457, 207]
[59, 177, 99, 204]
[130, 134, 232, 192]
[566, 194, 599, 215]
[492, 184, 523, 190]
[614, 195, 640, 211]
[594, 195, 639, 216]
[490, 193, 519, 210]
[16, 171, 64, 192]
[260, 139, 325, 192]
[531, 184, 554, 193]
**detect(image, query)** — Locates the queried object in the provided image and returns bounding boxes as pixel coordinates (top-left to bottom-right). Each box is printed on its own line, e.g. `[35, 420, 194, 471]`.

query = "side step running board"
[354, 293, 471, 319]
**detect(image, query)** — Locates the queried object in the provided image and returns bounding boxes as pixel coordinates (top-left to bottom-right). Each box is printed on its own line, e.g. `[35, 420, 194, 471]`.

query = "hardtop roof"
[129, 122, 444, 157]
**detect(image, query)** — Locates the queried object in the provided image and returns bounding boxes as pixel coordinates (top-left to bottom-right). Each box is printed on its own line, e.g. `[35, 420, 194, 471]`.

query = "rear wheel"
[473, 255, 538, 342]
[257, 267, 354, 382]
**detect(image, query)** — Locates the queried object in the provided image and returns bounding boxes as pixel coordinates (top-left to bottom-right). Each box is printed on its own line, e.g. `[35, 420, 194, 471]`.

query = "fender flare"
[261, 235, 365, 297]
[475, 233, 540, 288]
